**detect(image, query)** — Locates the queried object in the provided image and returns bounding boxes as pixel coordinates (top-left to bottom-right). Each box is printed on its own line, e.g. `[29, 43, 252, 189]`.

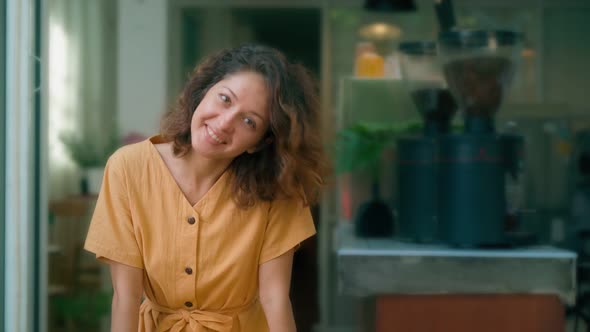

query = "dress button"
[185, 267, 193, 275]
[185, 301, 193, 308]
[187, 216, 196, 225]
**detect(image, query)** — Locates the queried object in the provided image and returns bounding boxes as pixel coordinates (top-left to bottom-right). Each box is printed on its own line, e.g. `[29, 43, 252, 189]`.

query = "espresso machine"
[396, 30, 525, 247]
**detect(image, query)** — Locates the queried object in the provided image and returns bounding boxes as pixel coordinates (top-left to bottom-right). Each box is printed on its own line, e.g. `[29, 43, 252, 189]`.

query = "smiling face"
[190, 71, 271, 162]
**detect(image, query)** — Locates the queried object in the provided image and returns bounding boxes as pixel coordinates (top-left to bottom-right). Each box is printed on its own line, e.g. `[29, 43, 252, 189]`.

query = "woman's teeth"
[207, 126, 224, 144]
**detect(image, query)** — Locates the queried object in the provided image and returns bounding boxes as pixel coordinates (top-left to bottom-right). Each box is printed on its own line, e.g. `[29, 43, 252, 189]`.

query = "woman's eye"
[243, 117, 256, 129]
[219, 94, 230, 104]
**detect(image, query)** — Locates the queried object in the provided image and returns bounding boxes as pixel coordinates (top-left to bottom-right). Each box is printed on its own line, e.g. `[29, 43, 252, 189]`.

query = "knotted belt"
[140, 298, 256, 332]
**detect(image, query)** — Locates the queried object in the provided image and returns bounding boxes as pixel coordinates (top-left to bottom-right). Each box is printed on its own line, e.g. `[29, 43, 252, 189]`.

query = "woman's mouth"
[206, 126, 225, 144]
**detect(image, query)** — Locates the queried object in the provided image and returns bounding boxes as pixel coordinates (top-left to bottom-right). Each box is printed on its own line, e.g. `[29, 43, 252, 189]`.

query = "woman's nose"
[218, 110, 237, 133]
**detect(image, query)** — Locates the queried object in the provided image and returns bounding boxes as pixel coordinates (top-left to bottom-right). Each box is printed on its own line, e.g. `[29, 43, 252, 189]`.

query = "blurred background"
[3, 0, 590, 331]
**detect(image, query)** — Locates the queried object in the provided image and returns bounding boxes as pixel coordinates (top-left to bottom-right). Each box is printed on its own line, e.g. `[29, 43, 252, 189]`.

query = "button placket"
[177, 212, 198, 309]
[184, 214, 197, 279]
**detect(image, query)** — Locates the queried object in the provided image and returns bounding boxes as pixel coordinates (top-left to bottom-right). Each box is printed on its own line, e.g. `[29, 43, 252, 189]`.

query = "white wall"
[118, 0, 168, 137]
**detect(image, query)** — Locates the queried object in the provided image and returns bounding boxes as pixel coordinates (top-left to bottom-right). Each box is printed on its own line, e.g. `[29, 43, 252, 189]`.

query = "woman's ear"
[247, 137, 274, 154]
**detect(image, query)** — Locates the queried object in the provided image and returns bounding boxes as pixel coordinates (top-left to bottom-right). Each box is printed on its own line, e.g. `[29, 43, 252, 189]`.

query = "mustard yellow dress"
[84, 136, 316, 332]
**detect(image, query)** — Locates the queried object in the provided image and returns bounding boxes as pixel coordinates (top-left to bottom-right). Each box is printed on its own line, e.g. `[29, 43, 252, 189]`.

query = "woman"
[84, 44, 330, 332]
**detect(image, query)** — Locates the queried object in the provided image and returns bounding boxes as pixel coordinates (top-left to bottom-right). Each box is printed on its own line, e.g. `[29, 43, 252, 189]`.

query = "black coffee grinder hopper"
[396, 41, 457, 243]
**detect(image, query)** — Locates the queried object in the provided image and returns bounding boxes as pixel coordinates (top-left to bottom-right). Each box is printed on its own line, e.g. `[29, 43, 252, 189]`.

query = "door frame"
[4, 0, 45, 331]
[0, 0, 7, 327]
[167, 1, 335, 330]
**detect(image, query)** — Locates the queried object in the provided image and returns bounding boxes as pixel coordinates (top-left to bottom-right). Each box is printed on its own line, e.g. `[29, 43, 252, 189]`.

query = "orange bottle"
[355, 42, 385, 78]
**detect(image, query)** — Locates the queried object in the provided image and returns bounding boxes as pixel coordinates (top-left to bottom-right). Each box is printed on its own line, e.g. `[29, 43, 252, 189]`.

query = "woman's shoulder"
[107, 137, 154, 171]
[268, 196, 309, 214]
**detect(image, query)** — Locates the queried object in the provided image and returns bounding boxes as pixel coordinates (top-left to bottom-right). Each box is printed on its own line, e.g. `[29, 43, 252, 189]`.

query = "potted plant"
[336, 121, 422, 237]
[60, 131, 119, 195]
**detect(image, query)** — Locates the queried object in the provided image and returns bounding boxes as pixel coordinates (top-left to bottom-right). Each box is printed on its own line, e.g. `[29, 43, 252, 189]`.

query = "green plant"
[60, 131, 119, 168]
[51, 290, 112, 326]
[335, 120, 423, 181]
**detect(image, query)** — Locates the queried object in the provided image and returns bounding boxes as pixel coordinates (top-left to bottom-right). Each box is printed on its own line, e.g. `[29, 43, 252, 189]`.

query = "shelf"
[48, 285, 68, 296]
[49, 195, 98, 218]
[48, 244, 61, 254]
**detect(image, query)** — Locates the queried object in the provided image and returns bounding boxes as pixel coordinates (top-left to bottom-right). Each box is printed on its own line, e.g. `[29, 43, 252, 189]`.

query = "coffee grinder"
[437, 30, 524, 247]
[396, 41, 456, 243]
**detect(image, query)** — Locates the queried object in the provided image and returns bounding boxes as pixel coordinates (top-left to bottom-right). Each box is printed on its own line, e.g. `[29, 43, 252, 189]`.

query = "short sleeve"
[84, 152, 144, 269]
[259, 198, 317, 264]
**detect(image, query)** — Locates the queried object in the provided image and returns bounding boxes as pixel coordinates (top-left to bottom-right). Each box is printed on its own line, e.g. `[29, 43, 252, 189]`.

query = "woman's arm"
[259, 249, 297, 332]
[108, 260, 144, 332]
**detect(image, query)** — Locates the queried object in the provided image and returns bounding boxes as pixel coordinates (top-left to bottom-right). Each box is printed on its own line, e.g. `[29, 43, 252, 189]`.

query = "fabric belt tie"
[140, 298, 254, 332]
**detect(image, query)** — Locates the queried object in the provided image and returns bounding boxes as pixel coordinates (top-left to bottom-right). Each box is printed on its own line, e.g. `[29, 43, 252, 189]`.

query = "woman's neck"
[178, 147, 231, 188]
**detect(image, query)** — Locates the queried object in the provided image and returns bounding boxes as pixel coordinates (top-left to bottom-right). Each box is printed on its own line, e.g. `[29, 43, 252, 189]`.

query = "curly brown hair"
[160, 44, 330, 207]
